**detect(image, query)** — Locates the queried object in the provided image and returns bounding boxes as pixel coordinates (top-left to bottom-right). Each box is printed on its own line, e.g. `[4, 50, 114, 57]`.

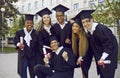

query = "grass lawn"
[0, 47, 17, 53]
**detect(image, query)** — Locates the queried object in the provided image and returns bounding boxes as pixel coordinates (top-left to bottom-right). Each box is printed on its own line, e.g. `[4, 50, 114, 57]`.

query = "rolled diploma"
[103, 60, 111, 64]
[20, 37, 23, 50]
[20, 37, 23, 43]
[43, 45, 50, 49]
[43, 48, 47, 57]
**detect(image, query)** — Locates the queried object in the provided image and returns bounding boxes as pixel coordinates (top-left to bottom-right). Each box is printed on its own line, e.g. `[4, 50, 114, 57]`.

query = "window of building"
[42, 0, 45, 7]
[22, 5, 24, 12]
[98, 0, 104, 3]
[34, 1, 38, 9]
[57, 0, 63, 2]
[74, 3, 79, 10]
[90, 0, 94, 1]
[90, 3, 94, 8]
[51, 0, 53, 5]
[89, 0, 94, 5]
[89, 0, 95, 8]
[35, 15, 38, 20]
[28, 3, 31, 11]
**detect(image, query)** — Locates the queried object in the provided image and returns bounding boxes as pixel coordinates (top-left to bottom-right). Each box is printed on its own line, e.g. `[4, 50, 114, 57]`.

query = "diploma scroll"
[103, 60, 111, 64]
[20, 37, 23, 43]
[20, 37, 24, 50]
[43, 47, 47, 57]
[43, 45, 50, 49]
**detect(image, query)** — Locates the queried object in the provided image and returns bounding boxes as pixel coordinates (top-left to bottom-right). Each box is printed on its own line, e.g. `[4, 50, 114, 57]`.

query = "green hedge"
[0, 47, 17, 53]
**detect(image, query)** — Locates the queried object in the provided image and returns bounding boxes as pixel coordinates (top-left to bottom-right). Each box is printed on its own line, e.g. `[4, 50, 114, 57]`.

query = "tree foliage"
[92, 0, 120, 26]
[9, 15, 25, 36]
[0, 0, 20, 37]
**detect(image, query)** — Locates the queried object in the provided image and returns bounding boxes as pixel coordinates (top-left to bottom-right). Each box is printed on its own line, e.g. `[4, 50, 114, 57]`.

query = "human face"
[42, 14, 51, 26]
[25, 20, 34, 32]
[72, 23, 81, 34]
[56, 12, 65, 24]
[50, 40, 59, 51]
[81, 18, 93, 30]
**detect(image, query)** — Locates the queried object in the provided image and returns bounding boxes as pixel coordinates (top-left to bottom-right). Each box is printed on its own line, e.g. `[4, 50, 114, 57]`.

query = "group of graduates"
[14, 4, 118, 78]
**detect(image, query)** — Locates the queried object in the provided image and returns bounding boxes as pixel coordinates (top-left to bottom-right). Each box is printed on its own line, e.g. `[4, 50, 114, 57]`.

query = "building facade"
[15, 0, 105, 22]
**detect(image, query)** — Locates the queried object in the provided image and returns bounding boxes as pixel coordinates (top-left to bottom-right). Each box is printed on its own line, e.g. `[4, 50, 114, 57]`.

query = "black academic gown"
[14, 29, 37, 77]
[36, 28, 52, 64]
[50, 22, 72, 48]
[35, 28, 52, 78]
[87, 24, 118, 78]
[74, 39, 93, 78]
[34, 47, 76, 78]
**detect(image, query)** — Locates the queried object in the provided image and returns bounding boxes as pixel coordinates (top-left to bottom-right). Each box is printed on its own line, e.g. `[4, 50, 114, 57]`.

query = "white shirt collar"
[24, 27, 33, 47]
[24, 27, 33, 34]
[58, 21, 68, 29]
[43, 25, 51, 30]
[43, 25, 51, 35]
[55, 46, 64, 55]
[88, 23, 98, 35]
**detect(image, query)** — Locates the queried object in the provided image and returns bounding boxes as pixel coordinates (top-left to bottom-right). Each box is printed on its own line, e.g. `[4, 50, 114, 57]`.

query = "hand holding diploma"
[43, 46, 51, 64]
[98, 59, 111, 68]
[43, 47, 47, 57]
[19, 37, 24, 50]
[76, 56, 83, 65]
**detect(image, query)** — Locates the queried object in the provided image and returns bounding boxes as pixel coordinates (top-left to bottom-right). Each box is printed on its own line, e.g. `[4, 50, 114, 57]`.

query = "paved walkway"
[0, 53, 120, 78]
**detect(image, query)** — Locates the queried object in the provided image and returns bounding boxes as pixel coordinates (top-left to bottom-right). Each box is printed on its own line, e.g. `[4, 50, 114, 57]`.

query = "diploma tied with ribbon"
[20, 37, 23, 43]
[20, 36, 24, 50]
[43, 45, 50, 57]
[99, 60, 111, 68]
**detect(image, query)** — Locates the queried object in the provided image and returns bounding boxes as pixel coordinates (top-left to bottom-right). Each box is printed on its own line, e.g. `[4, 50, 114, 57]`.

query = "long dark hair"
[72, 22, 88, 56]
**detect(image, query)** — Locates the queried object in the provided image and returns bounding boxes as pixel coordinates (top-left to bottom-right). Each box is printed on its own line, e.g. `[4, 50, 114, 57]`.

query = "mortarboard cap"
[24, 14, 34, 21]
[79, 10, 95, 20]
[49, 36, 58, 43]
[72, 14, 83, 28]
[52, 4, 69, 13]
[36, 8, 52, 17]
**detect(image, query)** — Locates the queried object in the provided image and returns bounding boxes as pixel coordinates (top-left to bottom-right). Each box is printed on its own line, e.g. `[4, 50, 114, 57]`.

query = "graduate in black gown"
[14, 14, 37, 78]
[51, 4, 72, 48]
[35, 7, 52, 78]
[34, 36, 76, 78]
[79, 10, 118, 78]
[71, 16, 92, 78]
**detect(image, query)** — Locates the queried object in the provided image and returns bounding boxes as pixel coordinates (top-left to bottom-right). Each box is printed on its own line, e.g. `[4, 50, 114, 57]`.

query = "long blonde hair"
[72, 23, 88, 57]
[36, 16, 52, 34]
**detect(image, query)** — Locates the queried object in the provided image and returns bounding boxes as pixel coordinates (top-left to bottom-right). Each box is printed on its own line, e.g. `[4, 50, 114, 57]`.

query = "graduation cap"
[36, 8, 52, 17]
[24, 14, 34, 21]
[49, 36, 58, 43]
[72, 15, 83, 28]
[79, 10, 95, 20]
[52, 4, 69, 13]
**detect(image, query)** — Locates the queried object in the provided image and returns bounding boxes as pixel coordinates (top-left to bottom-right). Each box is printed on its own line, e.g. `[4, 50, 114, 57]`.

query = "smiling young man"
[79, 10, 118, 78]
[14, 14, 37, 78]
[50, 4, 72, 48]
[34, 36, 76, 78]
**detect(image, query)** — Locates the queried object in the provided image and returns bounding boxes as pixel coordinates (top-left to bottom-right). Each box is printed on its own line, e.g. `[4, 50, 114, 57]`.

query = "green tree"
[0, 0, 19, 38]
[92, 0, 120, 58]
[9, 15, 25, 36]
[18, 15, 25, 29]
[92, 0, 120, 26]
